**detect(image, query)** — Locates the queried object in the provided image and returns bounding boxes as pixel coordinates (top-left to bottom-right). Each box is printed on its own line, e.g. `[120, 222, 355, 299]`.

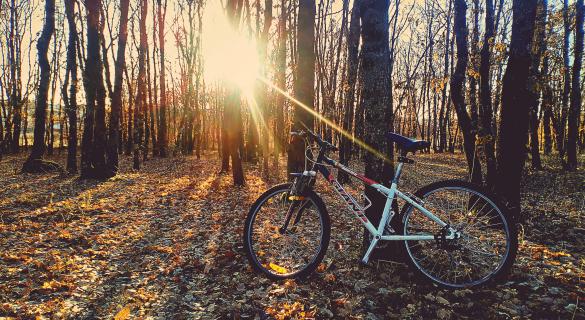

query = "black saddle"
[386, 132, 431, 153]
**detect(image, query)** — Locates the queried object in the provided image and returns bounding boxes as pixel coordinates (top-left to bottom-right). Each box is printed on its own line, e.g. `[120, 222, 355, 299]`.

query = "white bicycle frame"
[325, 161, 458, 264]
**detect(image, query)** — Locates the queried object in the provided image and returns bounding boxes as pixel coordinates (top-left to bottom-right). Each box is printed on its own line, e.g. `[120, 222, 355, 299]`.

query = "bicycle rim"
[247, 188, 325, 278]
[403, 185, 512, 287]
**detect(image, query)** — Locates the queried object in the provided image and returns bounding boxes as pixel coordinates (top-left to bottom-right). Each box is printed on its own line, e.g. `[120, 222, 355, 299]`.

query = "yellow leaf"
[42, 280, 60, 290]
[114, 306, 131, 320]
[269, 263, 288, 274]
[59, 230, 73, 240]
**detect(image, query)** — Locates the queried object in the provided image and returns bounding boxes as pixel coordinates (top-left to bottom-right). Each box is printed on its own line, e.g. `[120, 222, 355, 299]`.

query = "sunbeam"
[242, 91, 272, 147]
[257, 76, 393, 164]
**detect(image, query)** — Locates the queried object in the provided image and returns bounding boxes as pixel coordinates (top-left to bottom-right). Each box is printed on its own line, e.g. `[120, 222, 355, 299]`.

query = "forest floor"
[0, 150, 583, 319]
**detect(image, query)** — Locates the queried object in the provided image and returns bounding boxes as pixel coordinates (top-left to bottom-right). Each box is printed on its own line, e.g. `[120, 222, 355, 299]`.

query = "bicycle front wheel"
[243, 183, 330, 280]
[402, 180, 517, 288]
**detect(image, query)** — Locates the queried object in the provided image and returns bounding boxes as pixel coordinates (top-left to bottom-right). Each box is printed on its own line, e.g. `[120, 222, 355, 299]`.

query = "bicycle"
[243, 125, 517, 288]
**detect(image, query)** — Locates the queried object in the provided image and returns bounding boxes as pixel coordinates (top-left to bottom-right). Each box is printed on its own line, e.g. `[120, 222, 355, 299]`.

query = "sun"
[202, 5, 259, 94]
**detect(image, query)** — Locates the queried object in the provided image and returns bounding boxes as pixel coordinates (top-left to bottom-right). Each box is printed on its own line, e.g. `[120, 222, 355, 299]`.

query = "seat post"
[394, 150, 414, 184]
[393, 162, 404, 184]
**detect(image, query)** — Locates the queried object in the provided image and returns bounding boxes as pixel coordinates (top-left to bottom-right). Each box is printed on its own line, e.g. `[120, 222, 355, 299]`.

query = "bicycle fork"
[279, 171, 315, 234]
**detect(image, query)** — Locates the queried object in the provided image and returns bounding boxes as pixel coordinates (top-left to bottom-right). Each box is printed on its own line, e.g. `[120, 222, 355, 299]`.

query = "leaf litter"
[0, 152, 583, 319]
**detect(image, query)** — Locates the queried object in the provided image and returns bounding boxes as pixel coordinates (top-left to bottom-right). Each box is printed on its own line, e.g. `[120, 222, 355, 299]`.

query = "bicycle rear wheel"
[243, 183, 330, 280]
[402, 180, 517, 288]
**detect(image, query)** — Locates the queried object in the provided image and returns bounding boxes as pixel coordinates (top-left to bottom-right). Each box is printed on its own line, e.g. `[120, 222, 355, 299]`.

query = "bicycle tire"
[243, 183, 331, 280]
[401, 180, 518, 288]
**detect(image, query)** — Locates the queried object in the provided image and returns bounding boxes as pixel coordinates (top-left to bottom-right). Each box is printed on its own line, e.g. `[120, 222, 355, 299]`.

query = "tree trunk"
[258, 0, 273, 175]
[243, 3, 258, 164]
[359, 0, 395, 255]
[125, 66, 134, 155]
[92, 12, 108, 177]
[479, 0, 497, 186]
[495, 0, 538, 215]
[106, 0, 130, 175]
[566, 0, 584, 170]
[48, 28, 59, 157]
[287, 0, 316, 174]
[556, 0, 571, 163]
[157, 0, 168, 157]
[225, 0, 246, 185]
[22, 0, 55, 173]
[541, 31, 553, 156]
[527, 0, 547, 170]
[439, 0, 453, 153]
[81, 0, 101, 178]
[9, 0, 20, 154]
[451, 0, 482, 184]
[469, 0, 480, 137]
[63, 0, 78, 173]
[567, 0, 585, 171]
[274, 0, 287, 170]
[134, 0, 148, 170]
[339, 0, 361, 183]
[143, 49, 152, 161]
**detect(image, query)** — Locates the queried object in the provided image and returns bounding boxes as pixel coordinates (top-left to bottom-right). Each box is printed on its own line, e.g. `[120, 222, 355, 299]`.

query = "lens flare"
[257, 76, 393, 164]
[202, 6, 259, 94]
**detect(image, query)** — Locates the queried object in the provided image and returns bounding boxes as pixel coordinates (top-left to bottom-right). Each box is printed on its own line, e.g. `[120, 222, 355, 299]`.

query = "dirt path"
[0, 152, 583, 319]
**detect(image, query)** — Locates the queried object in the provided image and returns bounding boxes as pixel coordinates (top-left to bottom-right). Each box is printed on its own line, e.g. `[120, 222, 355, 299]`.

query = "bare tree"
[556, 0, 571, 163]
[224, 0, 246, 185]
[339, 0, 360, 183]
[495, 0, 538, 214]
[5, 0, 35, 154]
[359, 0, 394, 242]
[438, 0, 453, 153]
[567, 0, 584, 171]
[106, 0, 131, 175]
[157, 0, 169, 157]
[62, 0, 78, 173]
[273, 0, 286, 170]
[451, 0, 482, 184]
[527, 0, 547, 170]
[257, 0, 273, 174]
[479, 0, 497, 186]
[80, 0, 108, 178]
[22, 0, 55, 172]
[287, 0, 316, 174]
[133, 0, 148, 170]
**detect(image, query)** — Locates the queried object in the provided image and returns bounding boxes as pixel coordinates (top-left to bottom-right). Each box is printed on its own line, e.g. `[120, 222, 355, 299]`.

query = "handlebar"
[290, 123, 338, 152]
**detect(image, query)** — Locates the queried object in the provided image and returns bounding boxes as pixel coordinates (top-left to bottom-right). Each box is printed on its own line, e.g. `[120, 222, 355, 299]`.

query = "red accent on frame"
[328, 174, 335, 182]
[356, 174, 378, 186]
[361, 216, 368, 222]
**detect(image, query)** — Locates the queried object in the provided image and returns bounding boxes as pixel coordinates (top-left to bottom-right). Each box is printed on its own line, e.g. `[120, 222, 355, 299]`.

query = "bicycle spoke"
[249, 188, 325, 277]
[404, 185, 513, 288]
